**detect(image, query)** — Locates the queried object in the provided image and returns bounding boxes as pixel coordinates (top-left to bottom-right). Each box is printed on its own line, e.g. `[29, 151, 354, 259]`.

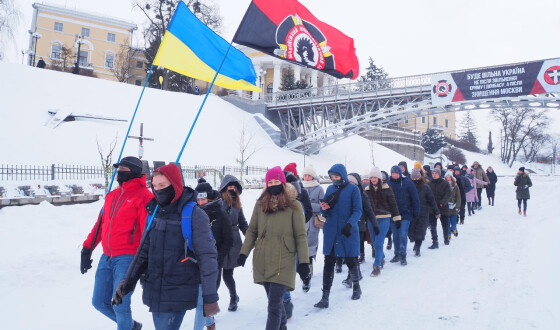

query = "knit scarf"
[302, 180, 320, 188]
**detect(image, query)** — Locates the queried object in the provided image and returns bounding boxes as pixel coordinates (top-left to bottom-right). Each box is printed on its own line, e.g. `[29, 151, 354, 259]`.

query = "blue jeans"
[368, 218, 390, 266]
[193, 284, 214, 330]
[92, 254, 135, 330]
[152, 311, 186, 330]
[449, 214, 458, 234]
[390, 219, 411, 257]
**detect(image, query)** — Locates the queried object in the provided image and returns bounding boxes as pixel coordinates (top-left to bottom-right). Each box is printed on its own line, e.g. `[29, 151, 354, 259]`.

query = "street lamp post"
[73, 35, 83, 75]
[30, 32, 42, 66]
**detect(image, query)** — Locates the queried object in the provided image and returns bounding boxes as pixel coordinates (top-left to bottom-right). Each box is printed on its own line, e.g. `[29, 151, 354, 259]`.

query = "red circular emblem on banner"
[544, 66, 560, 85]
[433, 80, 452, 97]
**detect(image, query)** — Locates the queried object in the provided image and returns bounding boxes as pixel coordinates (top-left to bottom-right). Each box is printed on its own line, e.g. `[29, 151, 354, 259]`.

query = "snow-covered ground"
[0, 176, 557, 329]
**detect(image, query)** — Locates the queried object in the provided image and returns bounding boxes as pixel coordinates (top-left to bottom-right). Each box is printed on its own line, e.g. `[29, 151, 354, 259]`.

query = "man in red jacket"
[81, 156, 153, 330]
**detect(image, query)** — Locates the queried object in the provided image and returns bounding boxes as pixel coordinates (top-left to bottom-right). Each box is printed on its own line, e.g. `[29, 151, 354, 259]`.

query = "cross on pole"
[128, 123, 154, 159]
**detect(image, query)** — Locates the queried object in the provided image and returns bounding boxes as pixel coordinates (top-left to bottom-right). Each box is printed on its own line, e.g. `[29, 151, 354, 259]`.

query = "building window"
[135, 79, 142, 86]
[78, 50, 88, 66]
[81, 28, 90, 37]
[107, 33, 115, 42]
[136, 60, 143, 69]
[267, 83, 273, 94]
[433, 117, 437, 125]
[50, 44, 62, 59]
[105, 54, 114, 68]
[54, 22, 63, 32]
[405, 119, 409, 124]
[445, 119, 449, 128]
[421, 116, 426, 124]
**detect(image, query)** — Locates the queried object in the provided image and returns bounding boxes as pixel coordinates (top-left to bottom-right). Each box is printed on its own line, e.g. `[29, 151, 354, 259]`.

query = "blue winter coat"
[387, 166, 420, 220]
[321, 164, 362, 257]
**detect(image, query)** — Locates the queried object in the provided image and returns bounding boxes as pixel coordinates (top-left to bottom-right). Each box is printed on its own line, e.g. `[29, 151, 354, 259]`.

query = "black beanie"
[519, 167, 525, 173]
[113, 156, 143, 175]
[196, 179, 214, 199]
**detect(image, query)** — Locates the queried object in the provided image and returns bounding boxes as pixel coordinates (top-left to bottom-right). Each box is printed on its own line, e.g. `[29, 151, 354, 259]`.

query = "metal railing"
[0, 164, 104, 181]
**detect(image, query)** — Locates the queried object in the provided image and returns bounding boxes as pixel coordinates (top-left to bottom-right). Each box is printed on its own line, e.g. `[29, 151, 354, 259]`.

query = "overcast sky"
[5, 0, 560, 77]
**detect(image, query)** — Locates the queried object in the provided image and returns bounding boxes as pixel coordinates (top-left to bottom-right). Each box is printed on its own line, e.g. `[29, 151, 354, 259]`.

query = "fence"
[0, 164, 105, 181]
[1, 164, 270, 182]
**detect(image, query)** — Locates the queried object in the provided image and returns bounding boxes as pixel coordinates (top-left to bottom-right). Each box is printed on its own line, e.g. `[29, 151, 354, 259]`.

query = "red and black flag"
[233, 0, 359, 80]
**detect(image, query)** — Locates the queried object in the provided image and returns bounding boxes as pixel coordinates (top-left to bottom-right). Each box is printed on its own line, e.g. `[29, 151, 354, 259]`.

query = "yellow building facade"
[28, 3, 147, 85]
[398, 112, 457, 140]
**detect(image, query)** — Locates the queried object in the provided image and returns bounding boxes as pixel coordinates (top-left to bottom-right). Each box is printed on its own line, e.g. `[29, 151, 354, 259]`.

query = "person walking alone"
[486, 167, 498, 206]
[514, 167, 532, 216]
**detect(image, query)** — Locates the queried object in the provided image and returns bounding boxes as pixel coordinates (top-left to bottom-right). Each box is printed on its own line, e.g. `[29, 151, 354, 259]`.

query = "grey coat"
[221, 204, 248, 269]
[303, 183, 324, 258]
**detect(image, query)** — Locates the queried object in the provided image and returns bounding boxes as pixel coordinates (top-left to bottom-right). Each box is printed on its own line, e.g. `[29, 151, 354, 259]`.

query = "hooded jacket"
[219, 175, 249, 270]
[199, 198, 234, 268]
[387, 166, 420, 220]
[83, 176, 153, 257]
[471, 161, 489, 188]
[349, 172, 378, 231]
[125, 164, 218, 312]
[240, 183, 309, 291]
[514, 173, 532, 200]
[428, 176, 452, 216]
[409, 179, 439, 241]
[486, 170, 498, 197]
[321, 164, 363, 257]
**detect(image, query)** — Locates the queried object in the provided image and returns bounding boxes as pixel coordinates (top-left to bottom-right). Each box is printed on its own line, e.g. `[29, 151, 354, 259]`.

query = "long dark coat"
[409, 180, 439, 241]
[486, 170, 498, 198]
[199, 198, 234, 269]
[514, 173, 532, 200]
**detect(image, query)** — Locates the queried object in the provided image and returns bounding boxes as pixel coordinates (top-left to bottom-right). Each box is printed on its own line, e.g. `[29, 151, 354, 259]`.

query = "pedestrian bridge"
[266, 57, 560, 154]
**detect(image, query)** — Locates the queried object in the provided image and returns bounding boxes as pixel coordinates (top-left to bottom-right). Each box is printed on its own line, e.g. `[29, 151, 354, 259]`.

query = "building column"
[252, 65, 261, 100]
[293, 65, 301, 82]
[273, 63, 282, 93]
[311, 70, 318, 88]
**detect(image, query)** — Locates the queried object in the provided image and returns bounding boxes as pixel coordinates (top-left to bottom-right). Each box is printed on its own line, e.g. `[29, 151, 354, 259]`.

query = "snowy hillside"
[0, 62, 409, 175]
[0, 177, 557, 329]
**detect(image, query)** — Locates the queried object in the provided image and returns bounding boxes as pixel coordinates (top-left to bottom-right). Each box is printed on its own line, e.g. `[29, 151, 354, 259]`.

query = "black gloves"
[80, 247, 93, 274]
[341, 222, 352, 237]
[373, 226, 380, 236]
[396, 221, 402, 229]
[297, 263, 310, 279]
[112, 279, 133, 306]
[237, 254, 247, 267]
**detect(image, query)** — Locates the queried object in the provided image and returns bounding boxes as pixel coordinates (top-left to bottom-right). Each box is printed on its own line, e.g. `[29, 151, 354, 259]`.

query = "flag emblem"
[544, 66, 560, 85]
[274, 14, 332, 70]
[433, 80, 453, 97]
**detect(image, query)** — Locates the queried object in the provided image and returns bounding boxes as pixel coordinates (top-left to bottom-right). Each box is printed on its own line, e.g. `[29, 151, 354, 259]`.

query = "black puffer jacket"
[486, 170, 498, 197]
[409, 180, 439, 241]
[364, 182, 401, 221]
[428, 177, 452, 216]
[349, 173, 378, 231]
[285, 172, 313, 222]
[128, 188, 219, 312]
[199, 198, 234, 269]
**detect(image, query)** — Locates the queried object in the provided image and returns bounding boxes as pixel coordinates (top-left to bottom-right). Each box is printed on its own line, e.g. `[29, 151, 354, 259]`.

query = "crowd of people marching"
[79, 156, 532, 330]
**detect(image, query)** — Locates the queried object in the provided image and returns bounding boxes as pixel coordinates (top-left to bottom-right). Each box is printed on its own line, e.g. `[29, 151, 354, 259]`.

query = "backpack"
[180, 201, 214, 263]
[463, 177, 474, 193]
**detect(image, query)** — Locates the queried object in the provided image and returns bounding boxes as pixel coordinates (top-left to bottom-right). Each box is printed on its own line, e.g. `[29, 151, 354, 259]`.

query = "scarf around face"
[302, 179, 320, 188]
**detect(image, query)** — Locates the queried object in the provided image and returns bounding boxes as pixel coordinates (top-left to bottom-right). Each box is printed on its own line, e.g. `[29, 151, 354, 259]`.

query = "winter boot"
[400, 255, 407, 266]
[453, 229, 458, 237]
[460, 218, 464, 225]
[351, 282, 362, 300]
[387, 237, 393, 250]
[314, 289, 330, 309]
[492, 197, 495, 206]
[342, 273, 352, 288]
[302, 275, 311, 293]
[415, 247, 421, 257]
[371, 264, 381, 277]
[523, 210, 527, 217]
[428, 242, 439, 249]
[335, 258, 343, 273]
[444, 237, 450, 245]
[488, 198, 491, 206]
[358, 253, 365, 264]
[283, 298, 294, 319]
[132, 321, 142, 330]
[207, 324, 216, 330]
[389, 255, 401, 263]
[228, 294, 239, 311]
[412, 245, 418, 253]
[518, 208, 522, 215]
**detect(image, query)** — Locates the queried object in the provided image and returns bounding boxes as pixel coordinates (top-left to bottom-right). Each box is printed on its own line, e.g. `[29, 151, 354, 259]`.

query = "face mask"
[154, 185, 175, 206]
[332, 179, 343, 187]
[267, 185, 283, 196]
[117, 171, 138, 185]
[228, 190, 237, 198]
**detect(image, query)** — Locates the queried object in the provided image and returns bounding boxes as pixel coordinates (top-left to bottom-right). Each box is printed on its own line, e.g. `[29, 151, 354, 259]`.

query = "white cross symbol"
[547, 69, 560, 84]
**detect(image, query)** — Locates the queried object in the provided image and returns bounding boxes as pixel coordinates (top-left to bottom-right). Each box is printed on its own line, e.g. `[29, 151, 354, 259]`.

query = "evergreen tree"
[279, 69, 297, 91]
[459, 111, 478, 146]
[422, 129, 446, 154]
[360, 57, 388, 82]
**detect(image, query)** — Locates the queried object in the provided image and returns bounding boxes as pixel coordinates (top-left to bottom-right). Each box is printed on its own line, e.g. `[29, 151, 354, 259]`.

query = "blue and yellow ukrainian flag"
[153, 1, 261, 92]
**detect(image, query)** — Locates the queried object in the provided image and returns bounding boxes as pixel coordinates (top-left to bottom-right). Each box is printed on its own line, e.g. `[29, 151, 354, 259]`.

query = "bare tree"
[0, 0, 21, 59]
[492, 108, 549, 167]
[522, 131, 549, 163]
[550, 136, 560, 175]
[97, 134, 118, 190]
[235, 121, 261, 183]
[111, 45, 141, 83]
[50, 45, 74, 72]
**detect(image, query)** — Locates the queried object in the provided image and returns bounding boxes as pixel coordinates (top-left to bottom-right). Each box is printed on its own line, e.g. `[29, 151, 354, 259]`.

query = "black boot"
[492, 197, 494, 206]
[488, 198, 491, 206]
[342, 273, 352, 288]
[351, 282, 362, 300]
[358, 253, 365, 264]
[335, 257, 343, 273]
[415, 248, 421, 257]
[387, 237, 393, 250]
[314, 289, 330, 308]
[400, 255, 407, 266]
[428, 242, 439, 249]
[414, 241, 421, 257]
[228, 294, 239, 311]
[132, 320, 142, 330]
[390, 255, 401, 263]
